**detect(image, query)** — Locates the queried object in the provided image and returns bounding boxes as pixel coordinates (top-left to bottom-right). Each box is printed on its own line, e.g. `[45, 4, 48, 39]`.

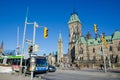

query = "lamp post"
[20, 9, 28, 74]
[93, 24, 107, 72]
[31, 22, 38, 80]
[26, 22, 38, 80]
[107, 44, 111, 68]
[101, 42, 107, 72]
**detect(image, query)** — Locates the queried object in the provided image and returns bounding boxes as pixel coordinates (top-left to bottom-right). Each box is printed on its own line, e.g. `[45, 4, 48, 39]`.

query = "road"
[0, 66, 120, 80]
[42, 69, 120, 80]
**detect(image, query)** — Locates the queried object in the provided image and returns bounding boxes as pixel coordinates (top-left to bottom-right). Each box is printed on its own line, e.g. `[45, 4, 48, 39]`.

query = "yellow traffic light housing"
[44, 27, 48, 38]
[101, 34, 108, 48]
[94, 24, 97, 33]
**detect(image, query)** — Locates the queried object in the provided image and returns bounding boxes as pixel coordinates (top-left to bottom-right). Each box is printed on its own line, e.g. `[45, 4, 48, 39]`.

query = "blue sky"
[0, 0, 120, 55]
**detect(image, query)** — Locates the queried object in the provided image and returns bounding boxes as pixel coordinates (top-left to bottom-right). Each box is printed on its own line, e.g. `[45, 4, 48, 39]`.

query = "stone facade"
[68, 12, 120, 67]
[47, 53, 56, 66]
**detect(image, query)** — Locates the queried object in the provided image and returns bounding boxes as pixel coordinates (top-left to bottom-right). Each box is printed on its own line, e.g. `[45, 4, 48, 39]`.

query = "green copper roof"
[81, 37, 86, 43]
[87, 38, 101, 46]
[105, 36, 112, 43]
[75, 31, 120, 46]
[76, 37, 86, 44]
[87, 36, 112, 46]
[112, 31, 120, 40]
[68, 13, 80, 24]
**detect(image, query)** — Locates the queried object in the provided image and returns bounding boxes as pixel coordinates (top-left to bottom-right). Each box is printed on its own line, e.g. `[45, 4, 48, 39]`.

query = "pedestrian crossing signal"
[44, 27, 48, 38]
[28, 45, 33, 53]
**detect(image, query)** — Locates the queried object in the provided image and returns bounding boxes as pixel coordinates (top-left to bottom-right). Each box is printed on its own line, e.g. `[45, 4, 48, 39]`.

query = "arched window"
[109, 46, 112, 51]
[79, 47, 83, 54]
[118, 47, 120, 51]
[101, 47, 103, 51]
[80, 57, 83, 61]
[118, 42, 120, 51]
[93, 48, 95, 53]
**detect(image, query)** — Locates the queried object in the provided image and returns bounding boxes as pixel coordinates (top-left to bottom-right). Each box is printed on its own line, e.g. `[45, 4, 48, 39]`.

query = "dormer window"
[98, 41, 101, 43]
[106, 39, 108, 42]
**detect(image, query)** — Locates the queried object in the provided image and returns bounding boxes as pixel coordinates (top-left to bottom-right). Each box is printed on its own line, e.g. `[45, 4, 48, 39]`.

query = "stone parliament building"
[68, 12, 120, 68]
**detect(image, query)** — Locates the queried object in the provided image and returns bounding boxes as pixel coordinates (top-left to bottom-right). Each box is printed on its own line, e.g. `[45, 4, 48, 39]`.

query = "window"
[90, 42, 94, 44]
[106, 39, 108, 42]
[101, 47, 103, 51]
[74, 16, 76, 20]
[80, 57, 83, 61]
[109, 46, 112, 51]
[93, 48, 95, 53]
[79, 47, 83, 54]
[118, 45, 120, 51]
[117, 42, 120, 51]
[98, 41, 101, 43]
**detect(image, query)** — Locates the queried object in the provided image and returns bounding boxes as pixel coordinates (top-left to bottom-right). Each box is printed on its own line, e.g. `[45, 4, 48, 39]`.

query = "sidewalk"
[0, 66, 12, 73]
[58, 67, 120, 78]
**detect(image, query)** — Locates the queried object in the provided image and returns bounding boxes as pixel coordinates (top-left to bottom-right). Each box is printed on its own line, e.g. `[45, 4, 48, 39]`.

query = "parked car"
[48, 65, 56, 72]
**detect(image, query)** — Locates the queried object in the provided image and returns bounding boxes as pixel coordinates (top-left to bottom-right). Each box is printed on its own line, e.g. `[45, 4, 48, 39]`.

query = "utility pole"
[93, 24, 107, 72]
[107, 47, 111, 68]
[20, 8, 28, 75]
[101, 42, 107, 73]
[30, 22, 38, 80]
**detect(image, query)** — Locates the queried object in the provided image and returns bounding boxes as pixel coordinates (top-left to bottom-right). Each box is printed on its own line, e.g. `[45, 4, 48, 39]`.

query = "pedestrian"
[100, 60, 103, 70]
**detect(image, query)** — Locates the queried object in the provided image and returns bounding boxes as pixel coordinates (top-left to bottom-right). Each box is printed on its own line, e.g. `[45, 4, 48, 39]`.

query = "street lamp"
[93, 24, 107, 72]
[20, 15, 39, 79]
[20, 9, 28, 74]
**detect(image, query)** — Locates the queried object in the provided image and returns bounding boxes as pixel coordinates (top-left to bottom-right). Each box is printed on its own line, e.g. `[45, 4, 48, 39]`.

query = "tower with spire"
[68, 11, 82, 63]
[0, 41, 4, 56]
[57, 33, 63, 65]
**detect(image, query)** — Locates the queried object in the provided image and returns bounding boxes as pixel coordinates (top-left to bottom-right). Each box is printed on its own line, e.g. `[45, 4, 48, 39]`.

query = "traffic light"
[94, 24, 98, 33]
[44, 27, 48, 38]
[101, 34, 105, 42]
[28, 45, 33, 53]
[101, 34, 108, 48]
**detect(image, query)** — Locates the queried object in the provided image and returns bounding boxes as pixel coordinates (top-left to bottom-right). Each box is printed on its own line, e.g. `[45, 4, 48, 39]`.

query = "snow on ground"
[0, 66, 12, 73]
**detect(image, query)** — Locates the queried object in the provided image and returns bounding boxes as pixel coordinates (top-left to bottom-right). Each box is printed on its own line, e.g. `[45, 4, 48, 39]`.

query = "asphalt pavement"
[0, 66, 120, 80]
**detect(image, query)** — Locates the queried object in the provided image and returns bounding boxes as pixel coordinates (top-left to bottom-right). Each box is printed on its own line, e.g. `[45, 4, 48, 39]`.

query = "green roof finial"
[68, 10, 81, 24]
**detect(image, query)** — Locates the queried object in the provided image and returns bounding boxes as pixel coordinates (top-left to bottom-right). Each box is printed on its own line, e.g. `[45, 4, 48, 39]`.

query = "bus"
[10, 55, 24, 72]
[0, 55, 24, 71]
[24, 56, 48, 75]
[1, 55, 48, 75]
